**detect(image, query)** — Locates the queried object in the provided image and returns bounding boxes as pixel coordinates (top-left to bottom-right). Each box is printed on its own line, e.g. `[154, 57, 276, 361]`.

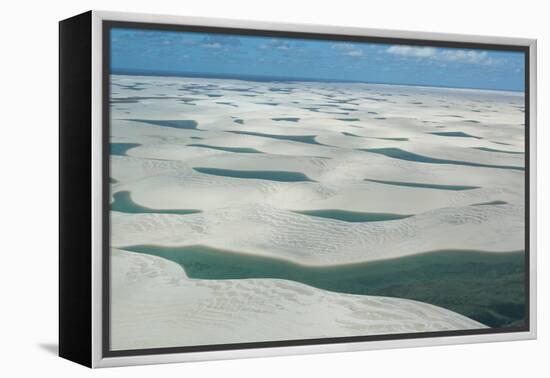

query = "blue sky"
[110, 28, 525, 91]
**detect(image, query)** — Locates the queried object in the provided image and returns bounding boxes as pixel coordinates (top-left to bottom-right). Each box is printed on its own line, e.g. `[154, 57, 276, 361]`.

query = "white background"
[0, 0, 546, 376]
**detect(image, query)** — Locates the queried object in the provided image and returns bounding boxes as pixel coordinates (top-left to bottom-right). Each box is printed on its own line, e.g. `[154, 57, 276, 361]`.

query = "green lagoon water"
[111, 191, 201, 215]
[193, 167, 315, 182]
[362, 148, 524, 171]
[188, 144, 263, 154]
[365, 178, 480, 191]
[372, 137, 409, 141]
[342, 131, 409, 142]
[272, 117, 300, 122]
[126, 119, 199, 130]
[293, 209, 412, 222]
[111, 143, 141, 156]
[342, 132, 361, 137]
[228, 130, 322, 145]
[216, 101, 238, 107]
[471, 200, 508, 206]
[429, 131, 481, 139]
[122, 245, 526, 328]
[474, 147, 524, 154]
[342, 131, 408, 141]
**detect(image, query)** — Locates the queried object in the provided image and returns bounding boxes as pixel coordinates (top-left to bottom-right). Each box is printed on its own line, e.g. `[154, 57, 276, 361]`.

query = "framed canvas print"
[59, 10, 537, 368]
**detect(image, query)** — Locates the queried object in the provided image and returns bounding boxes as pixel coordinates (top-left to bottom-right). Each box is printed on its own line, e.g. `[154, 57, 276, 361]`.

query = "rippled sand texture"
[109, 75, 524, 350]
[111, 249, 485, 350]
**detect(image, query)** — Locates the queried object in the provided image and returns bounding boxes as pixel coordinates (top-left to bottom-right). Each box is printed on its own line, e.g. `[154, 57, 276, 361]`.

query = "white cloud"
[438, 50, 494, 65]
[200, 36, 241, 49]
[344, 49, 363, 57]
[260, 39, 291, 50]
[332, 43, 354, 50]
[202, 42, 222, 49]
[332, 43, 365, 57]
[180, 38, 198, 46]
[386, 45, 437, 58]
[386, 45, 502, 66]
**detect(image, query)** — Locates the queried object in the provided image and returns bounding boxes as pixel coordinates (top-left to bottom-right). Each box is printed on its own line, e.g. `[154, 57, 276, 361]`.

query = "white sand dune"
[111, 202, 523, 266]
[111, 249, 484, 351]
[111, 155, 522, 215]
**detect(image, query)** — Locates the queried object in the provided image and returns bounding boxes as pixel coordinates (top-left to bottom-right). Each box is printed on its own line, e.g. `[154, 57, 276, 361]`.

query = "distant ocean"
[111, 68, 524, 93]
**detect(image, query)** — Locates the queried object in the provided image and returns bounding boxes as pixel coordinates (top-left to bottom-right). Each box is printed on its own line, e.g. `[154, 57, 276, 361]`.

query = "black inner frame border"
[102, 19, 531, 358]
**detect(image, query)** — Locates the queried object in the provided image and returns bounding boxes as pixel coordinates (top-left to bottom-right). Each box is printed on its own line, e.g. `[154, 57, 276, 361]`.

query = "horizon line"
[111, 68, 525, 94]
